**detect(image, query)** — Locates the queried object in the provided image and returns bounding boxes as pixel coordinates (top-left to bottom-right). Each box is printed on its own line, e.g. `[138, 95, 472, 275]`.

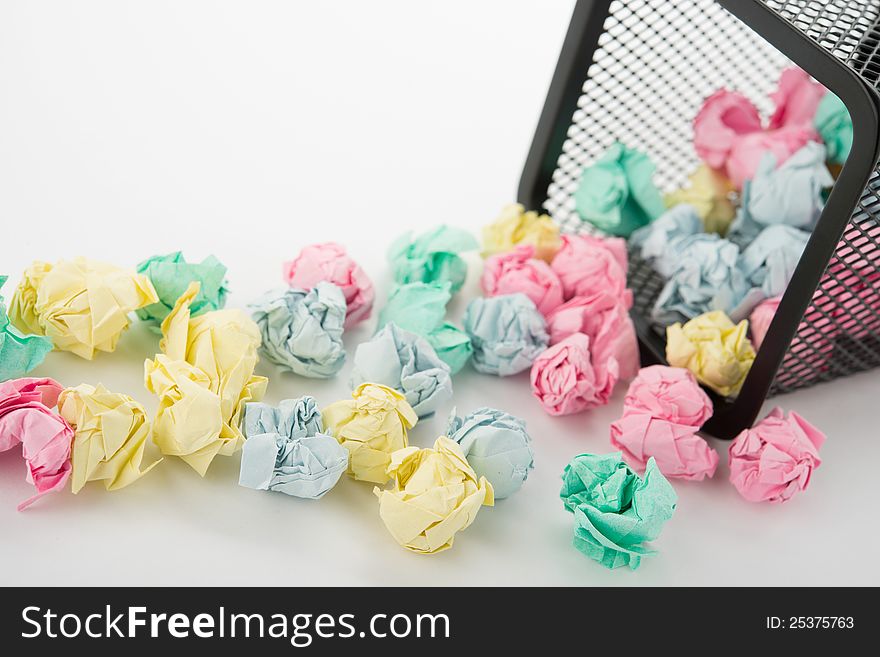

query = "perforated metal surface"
[542, 0, 880, 397]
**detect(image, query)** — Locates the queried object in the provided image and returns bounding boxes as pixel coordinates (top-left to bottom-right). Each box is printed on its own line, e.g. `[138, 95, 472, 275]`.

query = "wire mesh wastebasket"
[519, 0, 880, 438]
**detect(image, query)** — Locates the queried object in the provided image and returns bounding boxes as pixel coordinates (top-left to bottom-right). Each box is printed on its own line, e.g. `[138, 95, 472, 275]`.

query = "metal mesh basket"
[519, 0, 880, 438]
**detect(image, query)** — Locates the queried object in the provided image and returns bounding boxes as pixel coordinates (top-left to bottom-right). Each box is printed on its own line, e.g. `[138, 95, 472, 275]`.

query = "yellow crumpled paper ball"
[666, 310, 756, 397]
[9, 258, 158, 360]
[58, 383, 161, 493]
[374, 436, 494, 554]
[144, 281, 267, 476]
[482, 203, 562, 262]
[665, 165, 736, 236]
[322, 383, 418, 484]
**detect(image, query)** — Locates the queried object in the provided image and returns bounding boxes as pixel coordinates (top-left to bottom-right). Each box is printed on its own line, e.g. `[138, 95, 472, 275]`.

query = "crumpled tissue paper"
[630, 204, 703, 277]
[481, 245, 564, 315]
[446, 406, 533, 499]
[814, 92, 852, 165]
[482, 203, 561, 262]
[283, 242, 374, 328]
[387, 226, 479, 293]
[666, 310, 756, 397]
[136, 251, 228, 325]
[9, 258, 158, 360]
[350, 322, 452, 418]
[560, 452, 676, 570]
[374, 436, 494, 554]
[239, 397, 347, 499]
[740, 225, 810, 299]
[573, 142, 666, 237]
[462, 294, 549, 376]
[249, 282, 346, 378]
[664, 166, 737, 235]
[322, 383, 418, 484]
[58, 383, 160, 493]
[0, 377, 72, 510]
[549, 233, 630, 301]
[728, 407, 824, 504]
[0, 275, 53, 381]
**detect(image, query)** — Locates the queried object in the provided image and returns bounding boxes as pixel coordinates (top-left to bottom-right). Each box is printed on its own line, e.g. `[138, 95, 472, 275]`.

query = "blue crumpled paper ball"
[249, 281, 346, 378]
[350, 322, 453, 418]
[652, 233, 761, 324]
[740, 224, 811, 298]
[239, 397, 348, 500]
[462, 293, 549, 376]
[728, 143, 833, 246]
[446, 406, 534, 499]
[630, 204, 704, 277]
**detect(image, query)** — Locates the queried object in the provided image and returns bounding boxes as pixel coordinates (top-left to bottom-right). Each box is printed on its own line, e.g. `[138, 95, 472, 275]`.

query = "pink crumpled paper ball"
[545, 291, 639, 380]
[726, 123, 817, 189]
[282, 242, 374, 328]
[769, 67, 827, 130]
[550, 234, 631, 302]
[481, 244, 564, 316]
[693, 89, 763, 172]
[0, 377, 73, 511]
[610, 412, 719, 481]
[610, 365, 718, 481]
[728, 407, 824, 504]
[749, 295, 781, 348]
[530, 332, 619, 416]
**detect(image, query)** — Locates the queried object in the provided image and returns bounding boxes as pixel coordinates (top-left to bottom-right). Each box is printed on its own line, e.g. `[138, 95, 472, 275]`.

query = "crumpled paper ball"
[322, 383, 418, 484]
[282, 242, 374, 328]
[666, 310, 756, 397]
[350, 323, 452, 418]
[0, 275, 53, 382]
[545, 291, 638, 380]
[462, 294, 549, 376]
[610, 366, 718, 481]
[239, 397, 347, 499]
[727, 123, 817, 190]
[446, 406, 534, 499]
[549, 233, 630, 301]
[728, 143, 832, 245]
[9, 258, 158, 360]
[814, 92, 852, 165]
[560, 452, 676, 570]
[630, 204, 703, 277]
[58, 383, 160, 493]
[693, 89, 762, 173]
[652, 234, 759, 324]
[0, 377, 73, 510]
[377, 281, 471, 374]
[728, 407, 824, 503]
[748, 296, 780, 348]
[144, 282, 268, 476]
[664, 166, 737, 235]
[374, 436, 494, 554]
[481, 245, 564, 315]
[531, 332, 618, 415]
[482, 203, 561, 262]
[387, 225, 479, 293]
[136, 251, 228, 325]
[574, 142, 666, 237]
[740, 225, 810, 299]
[768, 67, 826, 130]
[249, 282, 346, 378]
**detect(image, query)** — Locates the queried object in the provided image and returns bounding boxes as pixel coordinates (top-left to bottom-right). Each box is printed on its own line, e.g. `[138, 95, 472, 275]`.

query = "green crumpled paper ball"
[136, 251, 229, 325]
[814, 92, 853, 166]
[560, 452, 677, 570]
[387, 225, 478, 293]
[0, 275, 54, 381]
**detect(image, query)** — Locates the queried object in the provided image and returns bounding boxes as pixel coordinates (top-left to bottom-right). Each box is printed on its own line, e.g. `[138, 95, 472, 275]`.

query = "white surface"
[2, 0, 878, 587]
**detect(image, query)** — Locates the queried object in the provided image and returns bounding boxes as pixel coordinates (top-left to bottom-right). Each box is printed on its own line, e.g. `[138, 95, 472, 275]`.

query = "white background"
[1, 0, 878, 586]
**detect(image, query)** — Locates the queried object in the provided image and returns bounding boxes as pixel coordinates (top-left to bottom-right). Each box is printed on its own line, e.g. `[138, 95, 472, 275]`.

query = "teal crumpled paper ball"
[462, 293, 548, 376]
[446, 406, 534, 499]
[814, 92, 853, 165]
[0, 275, 53, 382]
[350, 322, 452, 418]
[239, 396, 347, 500]
[136, 251, 229, 324]
[387, 225, 479, 293]
[574, 142, 666, 237]
[560, 452, 676, 570]
[249, 282, 346, 378]
[377, 281, 472, 374]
